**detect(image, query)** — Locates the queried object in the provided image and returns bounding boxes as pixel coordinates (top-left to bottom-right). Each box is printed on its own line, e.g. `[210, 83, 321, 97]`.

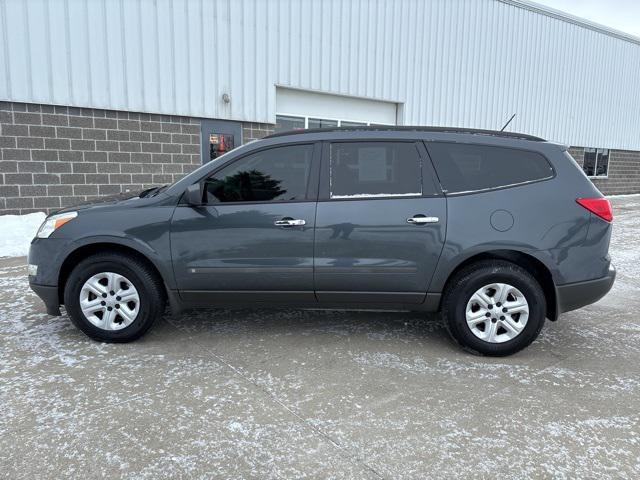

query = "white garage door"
[275, 87, 398, 132]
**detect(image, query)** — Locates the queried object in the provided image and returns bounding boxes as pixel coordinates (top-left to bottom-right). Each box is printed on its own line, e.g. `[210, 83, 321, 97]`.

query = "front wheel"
[63, 252, 165, 342]
[442, 260, 546, 356]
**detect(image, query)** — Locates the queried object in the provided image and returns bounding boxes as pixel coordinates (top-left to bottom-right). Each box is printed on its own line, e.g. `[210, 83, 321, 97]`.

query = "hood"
[55, 189, 147, 214]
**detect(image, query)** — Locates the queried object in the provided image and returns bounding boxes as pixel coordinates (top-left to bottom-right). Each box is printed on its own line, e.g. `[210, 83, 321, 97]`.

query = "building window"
[583, 148, 609, 177]
[275, 114, 386, 133]
[275, 115, 305, 132]
[340, 121, 368, 127]
[307, 118, 338, 129]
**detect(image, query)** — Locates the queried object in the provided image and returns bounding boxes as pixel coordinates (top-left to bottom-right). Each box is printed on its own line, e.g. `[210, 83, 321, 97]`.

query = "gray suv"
[28, 127, 616, 356]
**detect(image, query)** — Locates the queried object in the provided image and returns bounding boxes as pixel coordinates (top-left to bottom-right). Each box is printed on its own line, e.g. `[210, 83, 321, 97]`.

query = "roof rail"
[264, 125, 546, 142]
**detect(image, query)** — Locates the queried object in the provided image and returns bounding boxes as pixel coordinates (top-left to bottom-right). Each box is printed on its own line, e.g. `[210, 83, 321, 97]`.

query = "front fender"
[57, 234, 176, 290]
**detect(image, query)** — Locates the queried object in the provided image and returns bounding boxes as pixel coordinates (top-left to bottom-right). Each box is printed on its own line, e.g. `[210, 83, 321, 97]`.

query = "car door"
[314, 140, 446, 304]
[170, 142, 320, 304]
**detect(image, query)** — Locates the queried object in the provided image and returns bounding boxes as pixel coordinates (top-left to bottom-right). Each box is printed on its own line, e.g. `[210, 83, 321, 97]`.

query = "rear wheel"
[442, 260, 546, 356]
[63, 252, 165, 342]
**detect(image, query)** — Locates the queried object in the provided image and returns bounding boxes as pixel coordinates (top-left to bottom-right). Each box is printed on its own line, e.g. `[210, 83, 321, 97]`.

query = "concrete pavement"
[1, 196, 639, 479]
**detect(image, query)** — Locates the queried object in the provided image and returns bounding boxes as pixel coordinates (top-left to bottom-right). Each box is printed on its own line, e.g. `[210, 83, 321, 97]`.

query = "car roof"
[264, 125, 545, 142]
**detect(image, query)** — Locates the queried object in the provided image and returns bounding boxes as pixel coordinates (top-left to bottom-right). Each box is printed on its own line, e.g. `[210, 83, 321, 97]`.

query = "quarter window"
[203, 144, 313, 203]
[427, 143, 554, 194]
[329, 142, 422, 198]
[582, 148, 609, 177]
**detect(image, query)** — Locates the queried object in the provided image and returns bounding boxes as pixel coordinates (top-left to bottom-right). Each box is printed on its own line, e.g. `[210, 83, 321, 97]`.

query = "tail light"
[576, 197, 613, 222]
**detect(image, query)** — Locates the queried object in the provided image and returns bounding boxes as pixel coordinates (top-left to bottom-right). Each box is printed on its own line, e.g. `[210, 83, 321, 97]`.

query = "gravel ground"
[1, 196, 639, 479]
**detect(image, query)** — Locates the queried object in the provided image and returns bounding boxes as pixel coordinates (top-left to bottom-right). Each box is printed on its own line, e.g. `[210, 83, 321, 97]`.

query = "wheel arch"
[438, 249, 558, 321]
[57, 242, 170, 306]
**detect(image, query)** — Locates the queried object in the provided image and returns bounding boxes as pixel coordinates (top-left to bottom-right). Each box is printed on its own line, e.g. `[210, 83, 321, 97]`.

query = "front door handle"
[274, 217, 306, 227]
[407, 214, 439, 225]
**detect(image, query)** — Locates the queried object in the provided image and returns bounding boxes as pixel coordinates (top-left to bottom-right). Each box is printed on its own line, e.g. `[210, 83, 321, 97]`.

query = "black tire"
[63, 252, 165, 343]
[442, 260, 546, 356]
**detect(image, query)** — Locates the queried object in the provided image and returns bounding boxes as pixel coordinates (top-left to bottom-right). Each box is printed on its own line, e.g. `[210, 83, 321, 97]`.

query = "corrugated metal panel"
[1, 0, 640, 150]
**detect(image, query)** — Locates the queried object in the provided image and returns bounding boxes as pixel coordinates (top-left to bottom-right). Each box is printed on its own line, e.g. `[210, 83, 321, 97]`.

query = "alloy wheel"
[465, 282, 529, 343]
[79, 272, 140, 331]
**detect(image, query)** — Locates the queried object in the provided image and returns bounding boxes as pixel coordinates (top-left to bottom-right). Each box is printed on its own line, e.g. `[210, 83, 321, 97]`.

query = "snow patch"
[0, 212, 46, 258]
[607, 193, 640, 198]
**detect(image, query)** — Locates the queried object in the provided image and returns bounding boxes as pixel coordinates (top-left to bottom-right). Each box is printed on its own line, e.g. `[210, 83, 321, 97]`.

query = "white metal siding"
[1, 0, 640, 150]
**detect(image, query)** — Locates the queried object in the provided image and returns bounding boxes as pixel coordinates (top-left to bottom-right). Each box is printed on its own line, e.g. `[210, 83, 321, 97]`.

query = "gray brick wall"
[5, 102, 638, 216]
[1, 101, 201, 215]
[567, 146, 640, 195]
[242, 122, 275, 142]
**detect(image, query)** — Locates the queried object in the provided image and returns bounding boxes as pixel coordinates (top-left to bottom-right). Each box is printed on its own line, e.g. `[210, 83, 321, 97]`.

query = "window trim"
[424, 141, 556, 197]
[318, 139, 441, 202]
[583, 148, 610, 179]
[186, 141, 321, 206]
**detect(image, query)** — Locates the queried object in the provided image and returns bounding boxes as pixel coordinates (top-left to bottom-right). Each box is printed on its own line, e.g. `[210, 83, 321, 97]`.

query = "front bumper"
[29, 282, 61, 316]
[556, 264, 616, 314]
[28, 237, 70, 317]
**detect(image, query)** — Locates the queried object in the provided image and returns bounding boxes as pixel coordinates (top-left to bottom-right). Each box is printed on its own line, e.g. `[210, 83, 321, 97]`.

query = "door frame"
[313, 138, 447, 304]
[170, 140, 323, 303]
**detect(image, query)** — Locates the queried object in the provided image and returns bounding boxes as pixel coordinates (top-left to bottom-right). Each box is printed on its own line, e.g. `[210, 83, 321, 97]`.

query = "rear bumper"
[29, 282, 61, 316]
[556, 264, 616, 314]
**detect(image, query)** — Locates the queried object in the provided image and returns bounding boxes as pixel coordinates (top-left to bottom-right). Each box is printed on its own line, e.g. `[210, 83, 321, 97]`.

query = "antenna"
[500, 113, 516, 132]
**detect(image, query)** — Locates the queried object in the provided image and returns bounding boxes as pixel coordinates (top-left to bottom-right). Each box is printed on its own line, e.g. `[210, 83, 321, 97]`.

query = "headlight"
[36, 211, 78, 238]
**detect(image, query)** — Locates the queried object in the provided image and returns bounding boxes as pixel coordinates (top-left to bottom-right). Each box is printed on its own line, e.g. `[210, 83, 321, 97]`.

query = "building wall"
[0, 100, 277, 215]
[2, 0, 640, 150]
[242, 123, 275, 143]
[1, 98, 637, 215]
[567, 147, 640, 195]
[0, 101, 200, 214]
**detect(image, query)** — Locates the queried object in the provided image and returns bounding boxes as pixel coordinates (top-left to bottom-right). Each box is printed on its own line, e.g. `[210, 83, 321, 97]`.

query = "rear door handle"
[407, 214, 439, 225]
[274, 217, 306, 227]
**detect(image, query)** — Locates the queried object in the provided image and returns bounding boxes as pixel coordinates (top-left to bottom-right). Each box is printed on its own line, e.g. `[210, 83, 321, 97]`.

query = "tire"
[442, 260, 546, 356]
[63, 252, 165, 343]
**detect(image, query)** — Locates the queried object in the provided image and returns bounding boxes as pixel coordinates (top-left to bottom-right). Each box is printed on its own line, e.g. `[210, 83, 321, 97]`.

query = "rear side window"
[329, 142, 422, 198]
[427, 143, 554, 194]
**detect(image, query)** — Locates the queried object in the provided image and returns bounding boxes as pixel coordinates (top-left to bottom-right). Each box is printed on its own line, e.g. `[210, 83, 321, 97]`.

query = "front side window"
[427, 143, 554, 194]
[329, 142, 422, 198]
[203, 144, 313, 203]
[583, 148, 609, 177]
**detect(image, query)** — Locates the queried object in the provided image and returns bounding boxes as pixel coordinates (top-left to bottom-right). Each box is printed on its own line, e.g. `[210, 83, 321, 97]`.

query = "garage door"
[275, 87, 398, 132]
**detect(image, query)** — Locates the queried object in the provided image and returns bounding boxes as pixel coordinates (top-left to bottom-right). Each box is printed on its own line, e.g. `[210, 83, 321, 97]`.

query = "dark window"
[275, 115, 305, 133]
[340, 121, 367, 127]
[583, 148, 609, 177]
[329, 142, 422, 198]
[596, 150, 609, 176]
[427, 143, 554, 194]
[203, 144, 313, 203]
[583, 149, 597, 176]
[308, 118, 338, 129]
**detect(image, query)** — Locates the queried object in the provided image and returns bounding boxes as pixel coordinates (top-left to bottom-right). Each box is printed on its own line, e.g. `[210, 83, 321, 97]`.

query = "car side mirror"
[184, 183, 204, 206]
